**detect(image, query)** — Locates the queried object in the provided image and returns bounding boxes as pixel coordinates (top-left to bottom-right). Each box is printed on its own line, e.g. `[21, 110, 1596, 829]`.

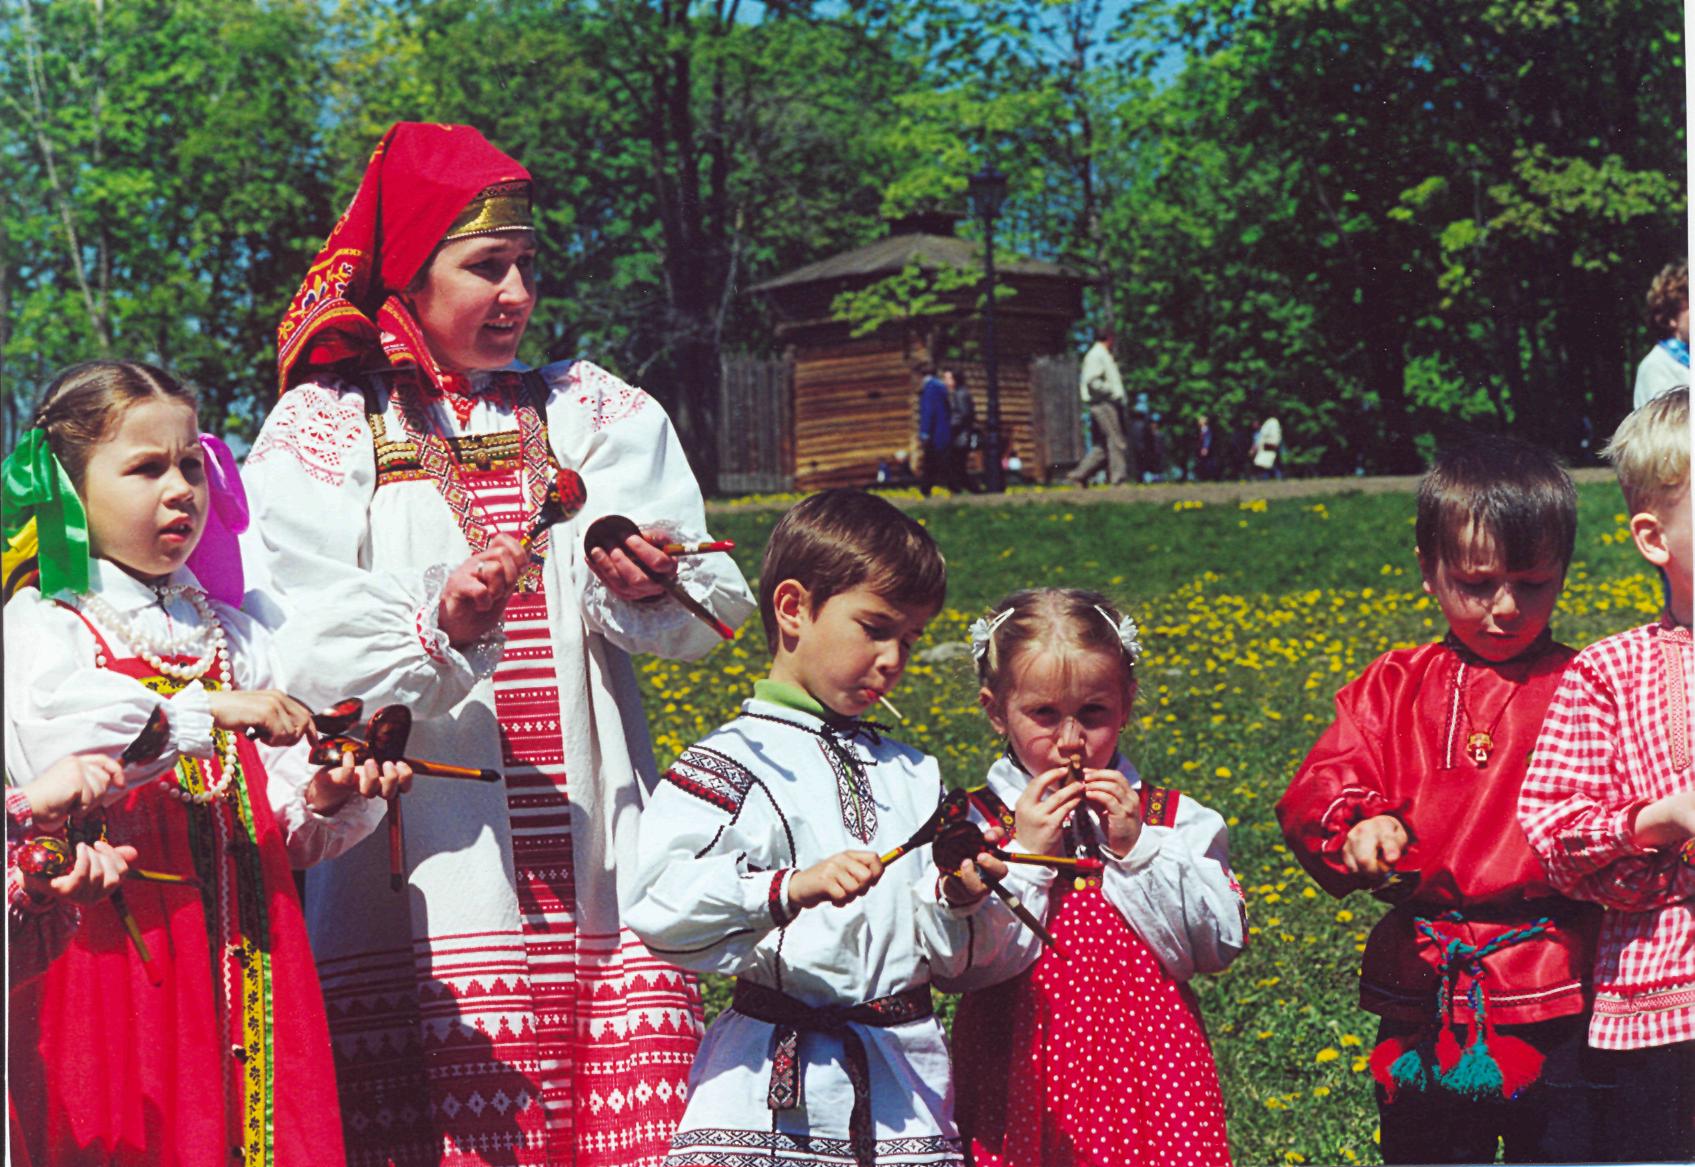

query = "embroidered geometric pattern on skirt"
[136, 667, 277, 1166]
[661, 1128, 964, 1167]
[471, 471, 697, 1167]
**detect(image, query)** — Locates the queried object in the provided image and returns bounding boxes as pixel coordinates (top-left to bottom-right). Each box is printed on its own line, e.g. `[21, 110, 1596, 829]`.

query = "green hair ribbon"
[2, 428, 89, 595]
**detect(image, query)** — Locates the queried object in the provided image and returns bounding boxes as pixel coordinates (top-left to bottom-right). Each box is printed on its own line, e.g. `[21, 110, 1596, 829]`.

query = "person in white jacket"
[1633, 260, 1689, 410]
[240, 121, 754, 1167]
[1067, 330, 1133, 486]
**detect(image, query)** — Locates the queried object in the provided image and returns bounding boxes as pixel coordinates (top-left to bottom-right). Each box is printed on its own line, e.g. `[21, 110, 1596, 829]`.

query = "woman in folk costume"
[240, 122, 755, 1167]
[4, 360, 406, 1167]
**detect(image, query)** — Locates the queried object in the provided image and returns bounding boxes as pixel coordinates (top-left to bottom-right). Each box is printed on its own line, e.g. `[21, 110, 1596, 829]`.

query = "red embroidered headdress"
[275, 122, 532, 396]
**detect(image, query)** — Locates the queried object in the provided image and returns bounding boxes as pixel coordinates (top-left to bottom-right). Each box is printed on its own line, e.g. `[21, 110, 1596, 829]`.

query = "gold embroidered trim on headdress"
[444, 179, 533, 239]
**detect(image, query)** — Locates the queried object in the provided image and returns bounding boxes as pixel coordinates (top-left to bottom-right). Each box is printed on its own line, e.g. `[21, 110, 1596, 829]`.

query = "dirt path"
[709, 467, 1616, 513]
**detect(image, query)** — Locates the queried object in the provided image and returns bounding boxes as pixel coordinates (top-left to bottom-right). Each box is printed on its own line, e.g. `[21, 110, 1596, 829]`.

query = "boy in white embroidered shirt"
[625, 488, 1051, 1167]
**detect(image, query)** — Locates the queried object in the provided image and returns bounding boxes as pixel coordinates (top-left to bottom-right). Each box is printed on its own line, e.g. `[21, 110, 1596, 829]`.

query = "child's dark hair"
[1415, 435, 1577, 572]
[31, 361, 198, 489]
[758, 489, 946, 650]
[975, 588, 1138, 711]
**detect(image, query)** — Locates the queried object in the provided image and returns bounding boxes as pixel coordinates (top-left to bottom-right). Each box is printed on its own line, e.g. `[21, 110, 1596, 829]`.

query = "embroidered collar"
[741, 690, 887, 844]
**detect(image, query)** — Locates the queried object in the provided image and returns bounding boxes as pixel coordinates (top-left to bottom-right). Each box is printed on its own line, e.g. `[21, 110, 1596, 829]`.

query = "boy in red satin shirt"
[1519, 387, 1693, 1161]
[1278, 437, 1598, 1165]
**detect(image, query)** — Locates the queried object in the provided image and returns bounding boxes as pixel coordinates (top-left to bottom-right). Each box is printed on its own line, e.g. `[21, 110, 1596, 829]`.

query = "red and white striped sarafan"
[320, 466, 698, 1167]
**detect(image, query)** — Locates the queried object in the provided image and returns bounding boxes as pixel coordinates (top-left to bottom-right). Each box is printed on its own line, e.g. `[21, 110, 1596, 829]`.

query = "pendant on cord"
[1466, 731, 1494, 767]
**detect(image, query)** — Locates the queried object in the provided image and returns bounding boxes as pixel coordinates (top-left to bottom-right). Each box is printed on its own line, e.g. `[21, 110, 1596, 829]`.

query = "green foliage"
[2, 0, 329, 440]
[1, 0, 1684, 478]
[644, 482, 1655, 1165]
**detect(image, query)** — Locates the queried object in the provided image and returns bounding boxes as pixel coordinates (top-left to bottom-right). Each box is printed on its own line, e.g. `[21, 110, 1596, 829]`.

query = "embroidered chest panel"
[370, 411, 542, 483]
[819, 737, 879, 844]
[368, 381, 562, 591]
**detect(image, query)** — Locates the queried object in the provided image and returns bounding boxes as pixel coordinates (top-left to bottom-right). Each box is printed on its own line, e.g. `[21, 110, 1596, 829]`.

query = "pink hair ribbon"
[185, 434, 249, 606]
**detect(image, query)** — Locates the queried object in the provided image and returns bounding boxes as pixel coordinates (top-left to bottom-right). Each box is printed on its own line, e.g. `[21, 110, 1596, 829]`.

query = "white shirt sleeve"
[4, 591, 213, 785]
[543, 362, 755, 658]
[622, 751, 794, 974]
[240, 380, 500, 718]
[1099, 793, 1247, 981]
[921, 842, 1054, 993]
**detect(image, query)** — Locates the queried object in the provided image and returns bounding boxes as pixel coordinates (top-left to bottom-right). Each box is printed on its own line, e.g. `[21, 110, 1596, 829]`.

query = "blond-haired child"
[1519, 387, 1693, 1161]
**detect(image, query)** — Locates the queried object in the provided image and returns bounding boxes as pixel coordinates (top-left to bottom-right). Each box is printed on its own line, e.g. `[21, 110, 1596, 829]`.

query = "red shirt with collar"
[1278, 636, 1597, 1025]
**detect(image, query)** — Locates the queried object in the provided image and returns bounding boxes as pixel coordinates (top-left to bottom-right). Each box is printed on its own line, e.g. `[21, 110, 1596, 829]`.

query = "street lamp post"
[968, 163, 1008, 494]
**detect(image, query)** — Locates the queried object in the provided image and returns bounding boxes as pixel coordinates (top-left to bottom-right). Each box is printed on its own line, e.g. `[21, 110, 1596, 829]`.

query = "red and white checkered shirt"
[1519, 617, 1695, 1049]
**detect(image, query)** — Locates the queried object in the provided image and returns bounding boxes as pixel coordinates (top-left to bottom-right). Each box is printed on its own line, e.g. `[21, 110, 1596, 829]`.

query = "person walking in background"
[917, 364, 953, 497]
[1633, 260, 1688, 409]
[1068, 329, 1131, 486]
[1251, 413, 1283, 479]
[1194, 413, 1220, 482]
[947, 367, 979, 493]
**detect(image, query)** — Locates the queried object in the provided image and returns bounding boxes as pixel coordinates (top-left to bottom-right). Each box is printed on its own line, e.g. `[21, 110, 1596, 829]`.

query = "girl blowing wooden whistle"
[951, 588, 1247, 1167]
[2, 361, 408, 1167]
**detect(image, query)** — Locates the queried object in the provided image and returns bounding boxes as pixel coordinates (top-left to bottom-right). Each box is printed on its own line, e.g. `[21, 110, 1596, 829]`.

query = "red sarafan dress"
[6, 583, 354, 1167]
[953, 760, 1239, 1167]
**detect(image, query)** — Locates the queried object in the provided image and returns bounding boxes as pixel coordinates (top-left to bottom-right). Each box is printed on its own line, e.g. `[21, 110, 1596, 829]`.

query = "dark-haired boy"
[626, 489, 1050, 1167]
[1277, 437, 1599, 1164]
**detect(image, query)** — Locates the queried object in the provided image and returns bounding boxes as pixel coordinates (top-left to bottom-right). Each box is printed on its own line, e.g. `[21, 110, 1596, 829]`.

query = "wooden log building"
[741, 213, 1085, 492]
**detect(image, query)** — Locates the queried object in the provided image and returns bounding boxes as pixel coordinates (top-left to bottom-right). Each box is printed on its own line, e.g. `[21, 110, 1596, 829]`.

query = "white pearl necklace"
[81, 583, 239, 803]
[80, 584, 229, 682]
[162, 729, 241, 804]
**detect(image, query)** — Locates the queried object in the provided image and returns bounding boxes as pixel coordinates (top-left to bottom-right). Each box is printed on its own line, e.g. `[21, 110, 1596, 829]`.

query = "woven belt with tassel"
[732, 978, 933, 1167]
[1369, 910, 1554, 1103]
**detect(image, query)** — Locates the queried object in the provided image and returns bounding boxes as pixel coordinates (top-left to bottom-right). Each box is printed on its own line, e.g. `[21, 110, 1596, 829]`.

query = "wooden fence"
[715, 351, 1085, 494]
[1029, 353, 1083, 475]
[718, 354, 794, 494]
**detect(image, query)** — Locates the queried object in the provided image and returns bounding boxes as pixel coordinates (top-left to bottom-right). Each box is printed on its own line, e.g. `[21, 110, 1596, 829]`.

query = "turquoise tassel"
[1389, 1044, 1434, 1092]
[1441, 1036, 1505, 1099]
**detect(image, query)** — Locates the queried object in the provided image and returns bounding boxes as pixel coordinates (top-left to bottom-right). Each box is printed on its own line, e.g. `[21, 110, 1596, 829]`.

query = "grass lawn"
[634, 482, 1660, 1166]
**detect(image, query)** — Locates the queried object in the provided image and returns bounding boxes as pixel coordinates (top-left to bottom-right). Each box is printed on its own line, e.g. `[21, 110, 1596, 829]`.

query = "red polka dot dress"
[953, 762, 1238, 1167]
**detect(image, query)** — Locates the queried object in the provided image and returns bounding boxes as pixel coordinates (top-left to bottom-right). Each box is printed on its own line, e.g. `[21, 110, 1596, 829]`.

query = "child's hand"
[586, 528, 678, 602]
[25, 753, 129, 833]
[210, 690, 313, 745]
[439, 535, 529, 646]
[1014, 766, 1085, 855]
[1342, 814, 1409, 881]
[1083, 768, 1143, 858]
[788, 850, 883, 909]
[19, 840, 139, 906]
[1631, 788, 1695, 848]
[305, 750, 414, 816]
[942, 851, 1006, 907]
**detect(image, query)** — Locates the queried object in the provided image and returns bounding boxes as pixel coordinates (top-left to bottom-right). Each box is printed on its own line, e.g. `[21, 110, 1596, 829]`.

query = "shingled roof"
[750, 214, 1075, 294]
